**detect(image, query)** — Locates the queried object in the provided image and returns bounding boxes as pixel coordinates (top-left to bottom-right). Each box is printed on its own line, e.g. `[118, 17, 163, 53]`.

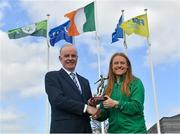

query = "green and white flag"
[8, 20, 47, 39]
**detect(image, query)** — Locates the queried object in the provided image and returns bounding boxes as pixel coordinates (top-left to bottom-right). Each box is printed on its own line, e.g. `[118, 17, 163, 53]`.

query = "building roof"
[148, 114, 180, 133]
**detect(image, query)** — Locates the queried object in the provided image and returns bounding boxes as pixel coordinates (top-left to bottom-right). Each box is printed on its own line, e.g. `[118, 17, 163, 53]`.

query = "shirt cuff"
[83, 104, 88, 113]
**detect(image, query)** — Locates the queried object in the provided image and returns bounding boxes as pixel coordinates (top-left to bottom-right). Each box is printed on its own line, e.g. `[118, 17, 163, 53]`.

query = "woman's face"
[112, 55, 128, 76]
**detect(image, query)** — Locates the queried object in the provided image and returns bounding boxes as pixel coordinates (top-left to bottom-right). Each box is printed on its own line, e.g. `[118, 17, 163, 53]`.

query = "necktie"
[70, 73, 81, 93]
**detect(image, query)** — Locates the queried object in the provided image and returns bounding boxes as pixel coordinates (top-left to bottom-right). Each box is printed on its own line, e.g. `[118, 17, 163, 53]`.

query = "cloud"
[0, 0, 10, 27]
[144, 1, 180, 65]
[1, 1, 180, 133]
[0, 107, 26, 133]
[1, 0, 178, 100]
[20, 0, 93, 25]
[19, 84, 45, 98]
[18, 0, 180, 66]
[0, 30, 60, 99]
[0, 111, 20, 122]
[162, 106, 180, 118]
[0, 30, 53, 132]
[170, 107, 180, 116]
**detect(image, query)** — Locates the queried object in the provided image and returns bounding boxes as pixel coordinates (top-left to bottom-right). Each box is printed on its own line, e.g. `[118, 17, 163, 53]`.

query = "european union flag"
[49, 20, 72, 46]
[112, 15, 123, 43]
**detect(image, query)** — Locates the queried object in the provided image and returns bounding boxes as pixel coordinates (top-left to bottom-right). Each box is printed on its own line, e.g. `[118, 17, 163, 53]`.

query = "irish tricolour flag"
[65, 2, 96, 36]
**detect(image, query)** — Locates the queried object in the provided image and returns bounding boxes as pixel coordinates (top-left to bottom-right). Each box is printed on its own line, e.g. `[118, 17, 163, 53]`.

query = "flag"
[49, 21, 72, 46]
[8, 20, 47, 39]
[112, 15, 123, 43]
[120, 14, 149, 37]
[64, 2, 96, 36]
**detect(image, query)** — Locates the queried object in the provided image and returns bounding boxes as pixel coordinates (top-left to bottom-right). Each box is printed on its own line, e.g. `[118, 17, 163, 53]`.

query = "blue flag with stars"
[49, 20, 72, 46]
[112, 15, 123, 43]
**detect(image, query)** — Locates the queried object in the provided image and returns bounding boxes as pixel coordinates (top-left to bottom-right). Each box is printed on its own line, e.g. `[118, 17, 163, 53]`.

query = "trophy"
[88, 75, 108, 107]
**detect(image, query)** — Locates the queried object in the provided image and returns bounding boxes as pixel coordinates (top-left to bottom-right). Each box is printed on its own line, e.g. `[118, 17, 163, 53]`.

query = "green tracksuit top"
[98, 76, 147, 133]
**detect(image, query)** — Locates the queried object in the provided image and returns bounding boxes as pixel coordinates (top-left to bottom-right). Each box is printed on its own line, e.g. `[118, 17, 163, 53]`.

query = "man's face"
[59, 46, 78, 72]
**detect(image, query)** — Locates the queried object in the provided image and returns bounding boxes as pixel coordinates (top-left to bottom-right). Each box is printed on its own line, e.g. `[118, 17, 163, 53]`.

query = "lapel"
[59, 68, 82, 95]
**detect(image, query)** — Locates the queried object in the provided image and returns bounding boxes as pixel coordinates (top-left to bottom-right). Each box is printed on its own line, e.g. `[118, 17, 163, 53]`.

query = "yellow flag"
[120, 13, 149, 37]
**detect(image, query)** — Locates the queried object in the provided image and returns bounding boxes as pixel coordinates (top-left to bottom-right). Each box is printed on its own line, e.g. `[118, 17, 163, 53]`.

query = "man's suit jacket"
[45, 68, 92, 133]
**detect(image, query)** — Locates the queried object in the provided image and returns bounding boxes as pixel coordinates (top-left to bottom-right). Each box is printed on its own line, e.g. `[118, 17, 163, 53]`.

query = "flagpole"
[45, 13, 50, 133]
[94, 0, 104, 133]
[72, 36, 75, 45]
[95, 0, 101, 77]
[46, 14, 50, 70]
[145, 9, 161, 134]
[121, 10, 128, 55]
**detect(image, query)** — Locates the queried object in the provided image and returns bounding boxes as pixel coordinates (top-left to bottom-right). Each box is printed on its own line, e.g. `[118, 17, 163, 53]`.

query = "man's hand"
[91, 108, 101, 120]
[88, 96, 108, 107]
[88, 98, 97, 107]
[86, 105, 98, 115]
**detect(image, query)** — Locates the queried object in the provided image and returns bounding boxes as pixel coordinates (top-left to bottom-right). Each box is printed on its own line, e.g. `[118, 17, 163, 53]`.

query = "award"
[88, 75, 108, 107]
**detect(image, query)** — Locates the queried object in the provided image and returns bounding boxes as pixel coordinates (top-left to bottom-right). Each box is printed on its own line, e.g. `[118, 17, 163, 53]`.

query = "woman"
[94, 52, 147, 133]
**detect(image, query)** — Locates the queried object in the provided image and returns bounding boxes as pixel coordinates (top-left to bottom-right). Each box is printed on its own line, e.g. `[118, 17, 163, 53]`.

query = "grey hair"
[59, 44, 78, 55]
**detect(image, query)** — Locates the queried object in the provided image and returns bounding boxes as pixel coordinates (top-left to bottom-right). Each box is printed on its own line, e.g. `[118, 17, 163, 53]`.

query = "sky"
[0, 0, 180, 133]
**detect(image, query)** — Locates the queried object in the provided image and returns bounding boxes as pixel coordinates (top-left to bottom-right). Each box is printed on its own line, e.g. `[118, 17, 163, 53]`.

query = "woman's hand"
[103, 95, 119, 108]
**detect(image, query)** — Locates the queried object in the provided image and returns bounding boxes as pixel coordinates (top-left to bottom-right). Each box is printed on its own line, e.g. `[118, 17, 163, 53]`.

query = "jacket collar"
[115, 75, 125, 84]
[59, 68, 83, 95]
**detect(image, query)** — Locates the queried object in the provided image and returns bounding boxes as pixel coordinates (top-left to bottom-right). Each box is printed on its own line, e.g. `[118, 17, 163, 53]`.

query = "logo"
[21, 24, 36, 34]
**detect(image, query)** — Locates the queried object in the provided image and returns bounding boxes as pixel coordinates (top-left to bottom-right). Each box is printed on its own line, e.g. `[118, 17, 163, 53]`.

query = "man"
[45, 44, 97, 133]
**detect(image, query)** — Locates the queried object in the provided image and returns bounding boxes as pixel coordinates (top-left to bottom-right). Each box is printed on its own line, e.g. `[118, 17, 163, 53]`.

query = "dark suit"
[45, 68, 92, 133]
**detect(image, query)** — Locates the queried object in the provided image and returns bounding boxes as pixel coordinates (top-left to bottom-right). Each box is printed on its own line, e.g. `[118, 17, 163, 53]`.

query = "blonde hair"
[105, 53, 133, 96]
